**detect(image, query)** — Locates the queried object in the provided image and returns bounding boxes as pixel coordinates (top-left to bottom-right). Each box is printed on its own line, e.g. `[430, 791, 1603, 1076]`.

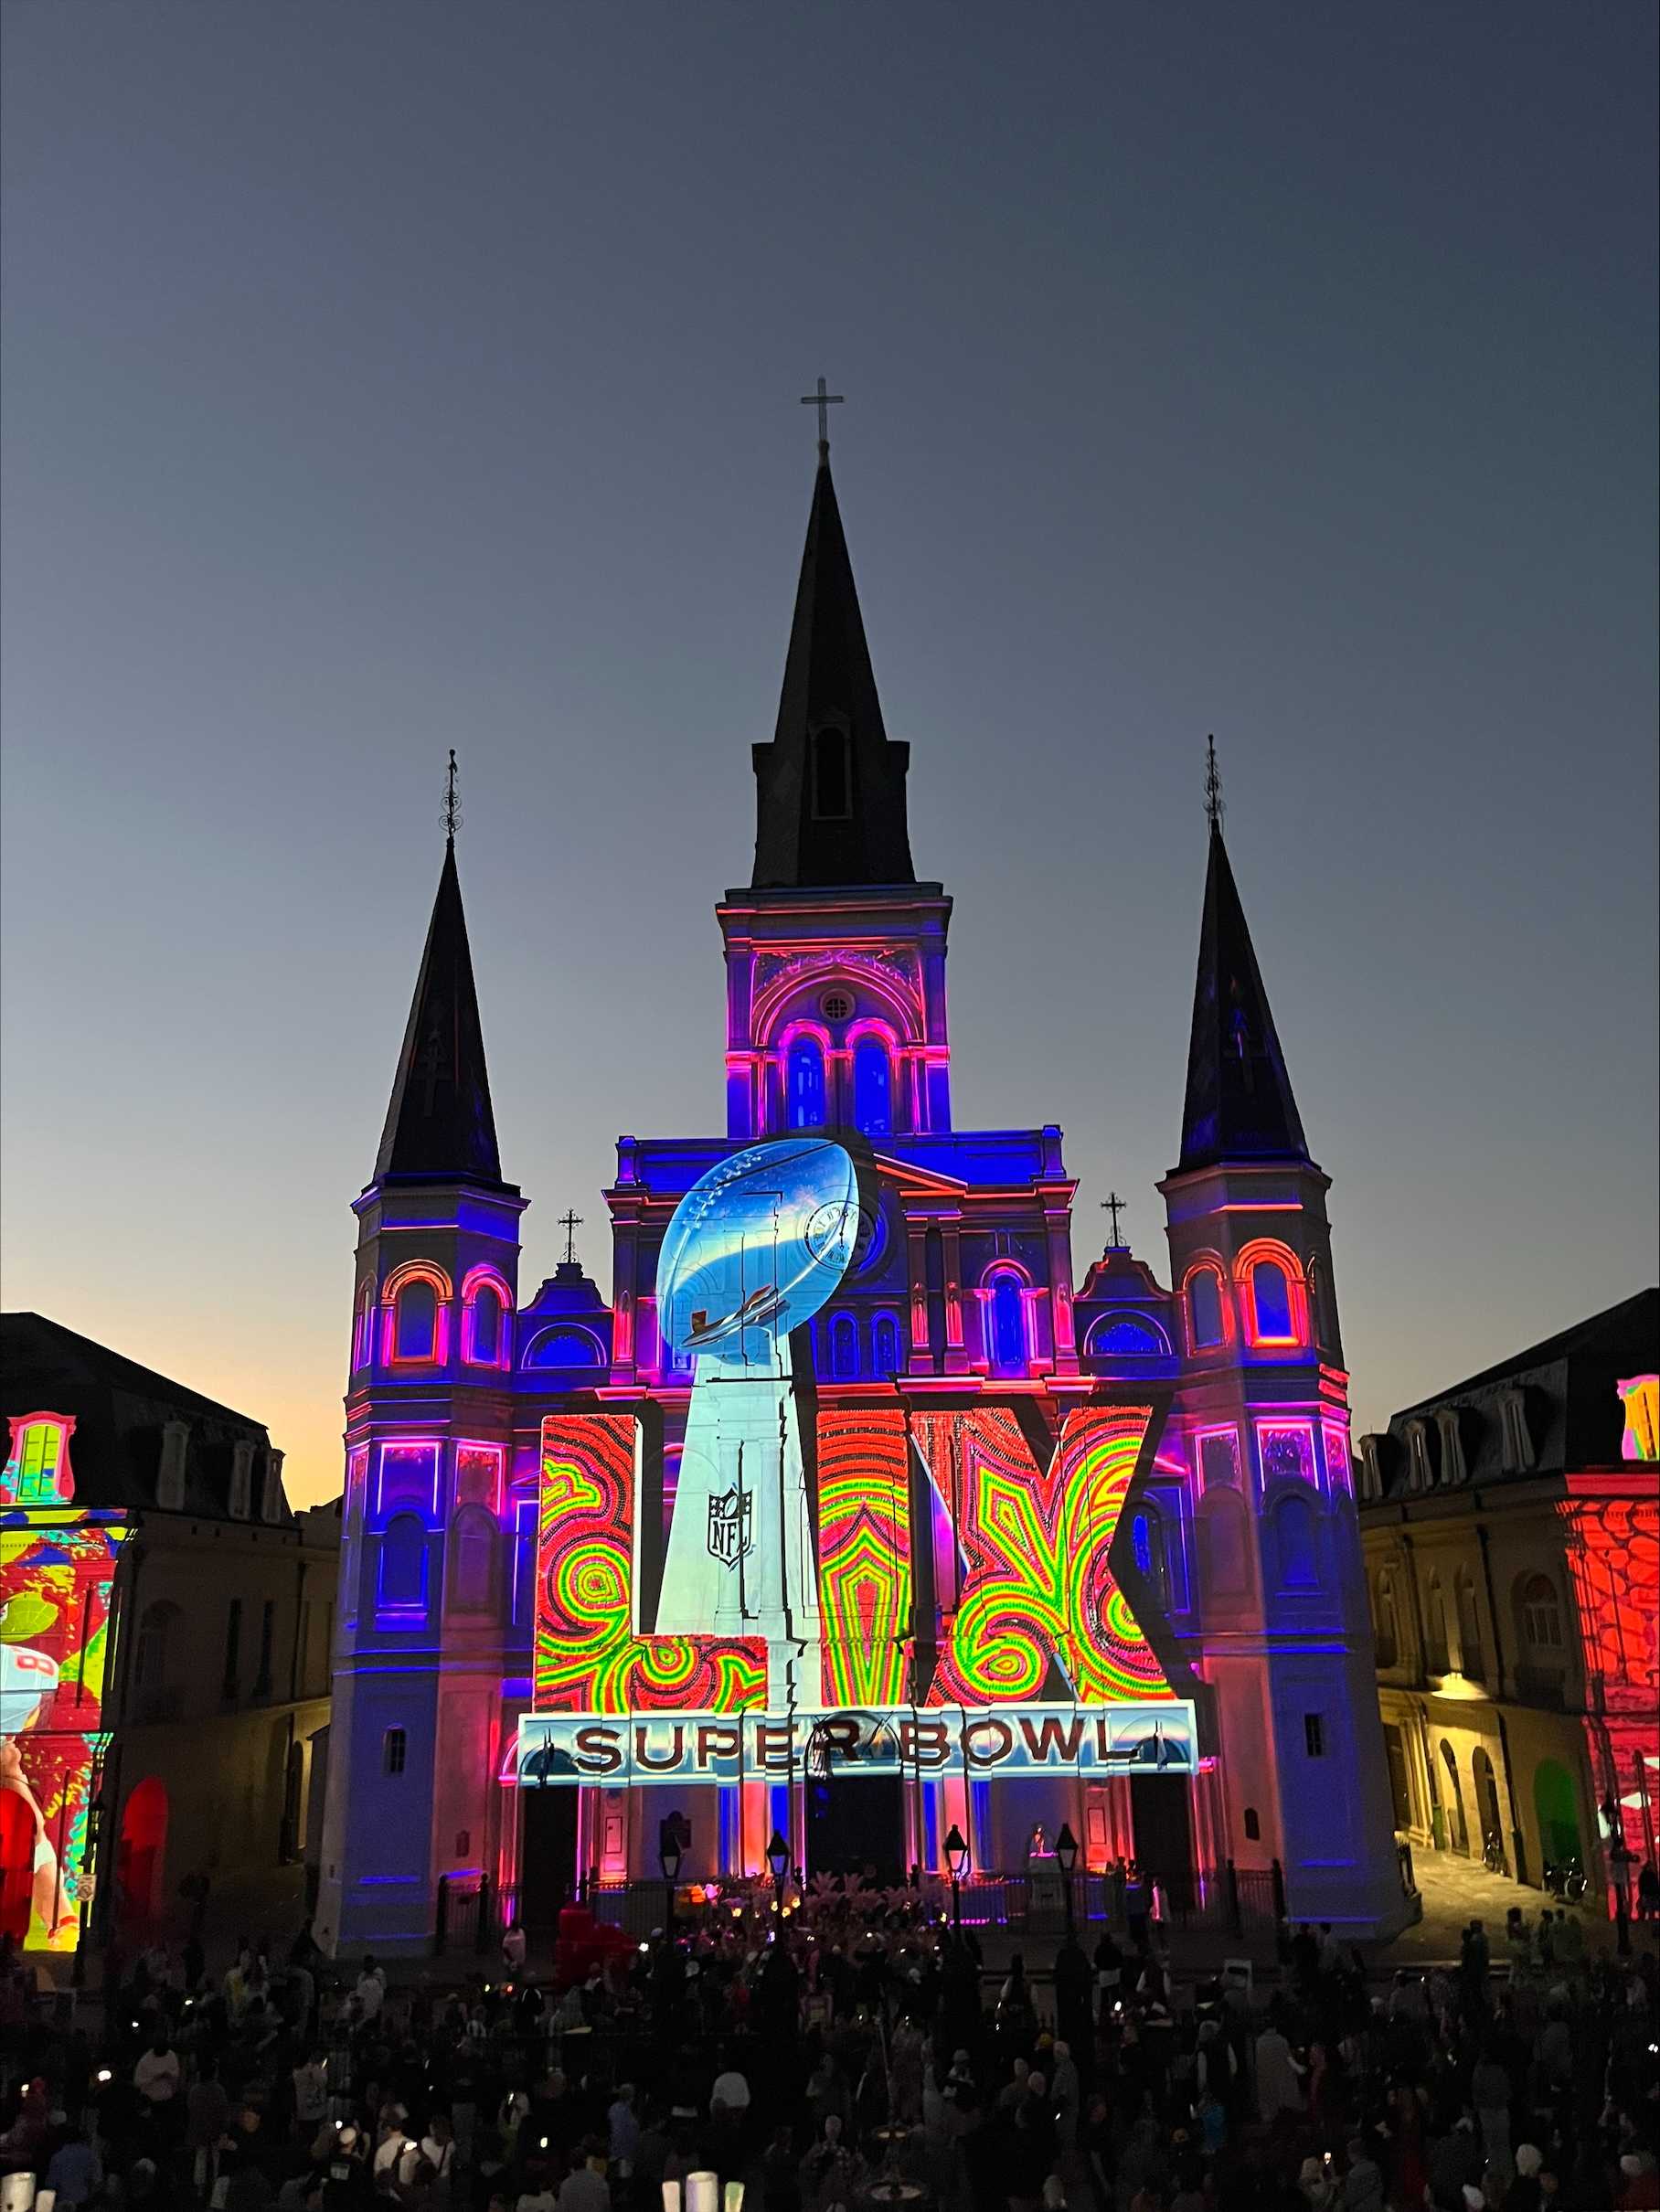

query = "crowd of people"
[0, 1882, 1656, 2212]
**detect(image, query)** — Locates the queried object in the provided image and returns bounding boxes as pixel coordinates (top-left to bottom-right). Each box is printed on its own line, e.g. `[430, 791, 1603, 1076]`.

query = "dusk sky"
[3, 5, 1655, 1506]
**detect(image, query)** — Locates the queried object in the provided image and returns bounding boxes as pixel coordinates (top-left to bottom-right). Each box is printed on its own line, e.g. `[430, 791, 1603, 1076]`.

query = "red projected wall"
[0, 1515, 126, 1951]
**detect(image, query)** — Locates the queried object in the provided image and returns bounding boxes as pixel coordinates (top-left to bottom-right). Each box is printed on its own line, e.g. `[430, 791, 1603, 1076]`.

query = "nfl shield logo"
[707, 1485, 753, 1569]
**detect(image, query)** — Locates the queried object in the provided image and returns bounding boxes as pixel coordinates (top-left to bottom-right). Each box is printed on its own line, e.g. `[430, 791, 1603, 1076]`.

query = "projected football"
[658, 1137, 858, 1366]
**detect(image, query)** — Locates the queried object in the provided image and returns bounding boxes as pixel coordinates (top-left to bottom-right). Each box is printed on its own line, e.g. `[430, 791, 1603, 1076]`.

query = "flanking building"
[316, 449, 1410, 1957]
[1357, 1291, 1658, 1909]
[1, 1313, 338, 1970]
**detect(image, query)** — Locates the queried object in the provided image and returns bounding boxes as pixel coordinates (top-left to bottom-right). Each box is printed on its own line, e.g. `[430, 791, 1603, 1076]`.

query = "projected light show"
[320, 441, 1413, 1955]
[520, 1141, 1193, 1788]
[0, 1512, 124, 1950]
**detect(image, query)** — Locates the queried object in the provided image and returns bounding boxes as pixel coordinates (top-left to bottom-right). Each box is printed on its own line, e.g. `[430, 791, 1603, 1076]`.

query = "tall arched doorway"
[1473, 1749, 1505, 1868]
[0, 1790, 36, 1943]
[116, 1777, 168, 1931]
[1533, 1760, 1580, 1869]
[804, 1721, 904, 1885]
[1440, 1739, 1470, 1854]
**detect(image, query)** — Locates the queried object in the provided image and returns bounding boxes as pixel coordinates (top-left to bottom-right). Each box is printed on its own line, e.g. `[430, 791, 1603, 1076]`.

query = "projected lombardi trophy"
[654, 1138, 858, 1711]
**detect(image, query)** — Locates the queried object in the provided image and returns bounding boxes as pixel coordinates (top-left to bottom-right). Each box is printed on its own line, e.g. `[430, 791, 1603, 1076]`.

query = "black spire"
[750, 458, 916, 888]
[373, 841, 509, 1188]
[1176, 820, 1310, 1174]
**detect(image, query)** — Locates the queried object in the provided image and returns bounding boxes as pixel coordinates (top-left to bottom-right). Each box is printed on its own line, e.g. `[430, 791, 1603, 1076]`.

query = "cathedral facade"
[315, 455, 1410, 1956]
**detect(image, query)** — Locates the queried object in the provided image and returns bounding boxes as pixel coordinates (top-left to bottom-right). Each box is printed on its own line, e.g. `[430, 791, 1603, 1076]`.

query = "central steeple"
[750, 457, 917, 889]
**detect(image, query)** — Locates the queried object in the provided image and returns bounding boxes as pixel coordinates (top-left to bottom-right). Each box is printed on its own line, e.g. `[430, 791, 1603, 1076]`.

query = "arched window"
[1272, 1492, 1318, 1590]
[523, 1326, 605, 1370]
[1424, 1577, 1451, 1672]
[853, 1038, 892, 1136]
[787, 1037, 826, 1130]
[988, 1274, 1027, 1377]
[1250, 1259, 1294, 1342]
[448, 1506, 497, 1613]
[812, 728, 851, 819]
[1373, 1574, 1400, 1668]
[382, 1728, 408, 1777]
[1454, 1569, 1485, 1678]
[831, 1314, 858, 1380]
[1518, 1573, 1562, 1650]
[394, 1279, 439, 1361]
[872, 1314, 901, 1378]
[353, 1289, 376, 1371]
[1440, 1739, 1470, 1854]
[378, 1515, 427, 1610]
[1086, 1313, 1169, 1356]
[1128, 1505, 1171, 1608]
[3, 1414, 75, 1508]
[115, 1778, 169, 1926]
[1306, 1258, 1325, 1345]
[470, 1285, 503, 1365]
[134, 1601, 180, 1691]
[1187, 1268, 1224, 1350]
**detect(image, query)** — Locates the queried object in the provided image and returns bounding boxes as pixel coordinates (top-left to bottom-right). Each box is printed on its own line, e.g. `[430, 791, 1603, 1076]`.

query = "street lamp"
[766, 1829, 790, 1932]
[944, 1823, 969, 1933]
[1055, 1821, 1080, 1935]
[659, 1817, 685, 1938]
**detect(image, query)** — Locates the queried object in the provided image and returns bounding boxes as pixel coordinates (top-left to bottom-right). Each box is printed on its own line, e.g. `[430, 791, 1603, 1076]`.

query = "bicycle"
[1482, 1832, 1506, 1875]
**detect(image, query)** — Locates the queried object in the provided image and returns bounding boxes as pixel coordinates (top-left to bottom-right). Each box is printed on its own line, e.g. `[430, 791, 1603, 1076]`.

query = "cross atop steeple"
[559, 1210, 584, 1268]
[1204, 735, 1224, 833]
[443, 748, 462, 845]
[1101, 1191, 1129, 1249]
[800, 376, 844, 461]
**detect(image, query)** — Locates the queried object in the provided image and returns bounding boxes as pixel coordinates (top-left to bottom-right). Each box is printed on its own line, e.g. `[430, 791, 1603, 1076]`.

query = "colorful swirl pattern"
[920, 1405, 1173, 1707]
[815, 1409, 912, 1707]
[535, 1414, 764, 1713]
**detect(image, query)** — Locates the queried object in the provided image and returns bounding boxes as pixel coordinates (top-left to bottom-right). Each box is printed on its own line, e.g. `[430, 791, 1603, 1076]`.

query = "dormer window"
[2, 1413, 76, 1508]
[229, 1440, 256, 1520]
[1435, 1410, 1467, 1486]
[261, 1450, 286, 1524]
[1358, 1434, 1387, 1501]
[1500, 1389, 1536, 1473]
[1407, 1420, 1435, 1492]
[811, 727, 852, 820]
[157, 1419, 189, 1511]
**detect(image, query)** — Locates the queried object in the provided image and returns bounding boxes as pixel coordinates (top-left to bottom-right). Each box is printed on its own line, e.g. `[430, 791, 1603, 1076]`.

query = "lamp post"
[659, 1818, 685, 1940]
[944, 1823, 969, 1935]
[1055, 1821, 1080, 1936]
[766, 1829, 790, 1935]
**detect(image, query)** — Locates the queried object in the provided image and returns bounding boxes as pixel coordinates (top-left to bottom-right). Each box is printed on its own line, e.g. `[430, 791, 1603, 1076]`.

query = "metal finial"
[1204, 735, 1224, 833]
[559, 1209, 584, 1268]
[1101, 1191, 1128, 1249]
[799, 376, 845, 462]
[443, 748, 462, 845]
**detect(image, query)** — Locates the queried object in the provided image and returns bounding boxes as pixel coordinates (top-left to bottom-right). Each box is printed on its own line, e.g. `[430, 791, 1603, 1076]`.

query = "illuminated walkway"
[1381, 1847, 1605, 1963]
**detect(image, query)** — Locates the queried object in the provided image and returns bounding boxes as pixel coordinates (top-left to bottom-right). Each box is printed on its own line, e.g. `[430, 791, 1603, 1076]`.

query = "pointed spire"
[750, 457, 916, 888]
[1176, 759, 1310, 1175]
[373, 834, 509, 1189]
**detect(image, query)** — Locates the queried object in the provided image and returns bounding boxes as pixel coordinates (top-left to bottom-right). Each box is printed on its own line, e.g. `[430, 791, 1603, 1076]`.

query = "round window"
[820, 991, 852, 1023]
